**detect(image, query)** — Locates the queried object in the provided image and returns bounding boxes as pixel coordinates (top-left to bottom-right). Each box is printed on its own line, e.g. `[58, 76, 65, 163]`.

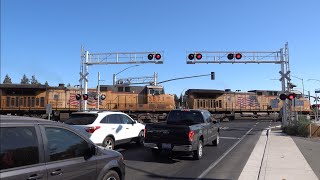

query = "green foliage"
[3, 74, 12, 84]
[30, 75, 39, 85]
[20, 74, 29, 84]
[282, 117, 311, 137]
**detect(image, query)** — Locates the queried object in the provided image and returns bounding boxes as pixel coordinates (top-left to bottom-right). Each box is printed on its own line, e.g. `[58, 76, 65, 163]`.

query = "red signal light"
[235, 53, 242, 59]
[188, 54, 195, 60]
[155, 53, 161, 60]
[227, 53, 234, 60]
[288, 93, 295, 100]
[75, 94, 81, 100]
[83, 94, 89, 100]
[196, 53, 202, 60]
[148, 54, 153, 60]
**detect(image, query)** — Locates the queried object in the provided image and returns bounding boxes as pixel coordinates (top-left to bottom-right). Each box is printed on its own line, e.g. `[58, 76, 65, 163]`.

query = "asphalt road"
[115, 119, 280, 180]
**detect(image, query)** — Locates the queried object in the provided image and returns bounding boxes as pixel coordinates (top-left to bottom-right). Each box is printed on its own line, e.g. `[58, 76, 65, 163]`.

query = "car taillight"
[85, 126, 100, 134]
[188, 131, 195, 142]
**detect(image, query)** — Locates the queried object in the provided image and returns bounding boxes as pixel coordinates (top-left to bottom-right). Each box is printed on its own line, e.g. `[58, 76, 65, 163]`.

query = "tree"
[3, 74, 12, 84]
[20, 74, 30, 84]
[44, 81, 49, 86]
[30, 75, 39, 85]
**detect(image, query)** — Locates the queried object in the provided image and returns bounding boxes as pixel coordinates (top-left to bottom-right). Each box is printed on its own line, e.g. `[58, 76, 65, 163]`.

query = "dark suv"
[0, 115, 125, 180]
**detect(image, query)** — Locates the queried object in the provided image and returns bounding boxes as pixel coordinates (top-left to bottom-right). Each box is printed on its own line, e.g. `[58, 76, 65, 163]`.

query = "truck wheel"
[212, 133, 219, 146]
[136, 130, 144, 146]
[193, 140, 203, 160]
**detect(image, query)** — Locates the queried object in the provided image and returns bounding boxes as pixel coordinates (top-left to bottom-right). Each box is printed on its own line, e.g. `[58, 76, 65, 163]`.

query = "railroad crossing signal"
[76, 94, 81, 100]
[279, 93, 296, 100]
[100, 94, 106, 100]
[147, 53, 162, 60]
[279, 70, 291, 82]
[188, 53, 203, 60]
[227, 53, 242, 60]
[83, 94, 89, 100]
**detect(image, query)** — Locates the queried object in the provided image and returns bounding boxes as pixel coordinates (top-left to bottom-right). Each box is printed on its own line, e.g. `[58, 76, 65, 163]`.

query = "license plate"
[162, 143, 171, 149]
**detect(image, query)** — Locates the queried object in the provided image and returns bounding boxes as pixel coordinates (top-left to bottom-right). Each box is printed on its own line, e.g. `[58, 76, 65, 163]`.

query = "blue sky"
[1, 0, 320, 98]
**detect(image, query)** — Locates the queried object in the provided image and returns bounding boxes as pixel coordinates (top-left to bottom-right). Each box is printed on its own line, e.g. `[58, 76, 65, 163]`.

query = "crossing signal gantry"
[79, 47, 164, 111]
[186, 43, 293, 126]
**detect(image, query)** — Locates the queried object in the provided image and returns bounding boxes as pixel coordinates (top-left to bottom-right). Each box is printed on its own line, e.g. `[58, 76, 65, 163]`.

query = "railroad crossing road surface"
[115, 120, 279, 180]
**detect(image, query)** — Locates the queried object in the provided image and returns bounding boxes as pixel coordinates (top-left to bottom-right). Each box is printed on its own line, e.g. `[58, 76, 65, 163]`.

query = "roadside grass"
[282, 117, 312, 137]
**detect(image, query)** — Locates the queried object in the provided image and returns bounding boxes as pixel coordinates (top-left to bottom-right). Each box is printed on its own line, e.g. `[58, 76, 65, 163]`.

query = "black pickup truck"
[144, 109, 219, 160]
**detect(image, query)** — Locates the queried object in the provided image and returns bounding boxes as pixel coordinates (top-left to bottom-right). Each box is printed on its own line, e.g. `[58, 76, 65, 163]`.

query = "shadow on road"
[126, 164, 231, 180]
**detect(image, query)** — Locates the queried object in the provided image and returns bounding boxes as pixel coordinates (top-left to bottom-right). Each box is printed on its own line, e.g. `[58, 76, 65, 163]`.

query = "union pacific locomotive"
[0, 84, 311, 122]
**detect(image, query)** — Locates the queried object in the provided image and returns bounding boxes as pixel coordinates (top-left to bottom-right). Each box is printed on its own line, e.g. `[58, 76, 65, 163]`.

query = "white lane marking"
[220, 127, 229, 130]
[196, 128, 253, 180]
[220, 137, 241, 140]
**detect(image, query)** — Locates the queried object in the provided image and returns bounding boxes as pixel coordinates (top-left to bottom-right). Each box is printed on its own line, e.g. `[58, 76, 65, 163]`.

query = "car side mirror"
[131, 120, 136, 125]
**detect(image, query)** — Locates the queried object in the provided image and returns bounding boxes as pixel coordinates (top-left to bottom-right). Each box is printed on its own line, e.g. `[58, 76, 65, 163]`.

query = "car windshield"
[167, 110, 203, 125]
[64, 114, 98, 125]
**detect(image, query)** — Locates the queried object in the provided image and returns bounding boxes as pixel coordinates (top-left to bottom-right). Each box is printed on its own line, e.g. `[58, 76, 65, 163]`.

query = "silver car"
[0, 115, 125, 180]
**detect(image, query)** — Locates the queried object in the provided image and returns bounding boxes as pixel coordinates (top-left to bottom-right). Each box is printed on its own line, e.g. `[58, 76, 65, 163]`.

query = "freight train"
[0, 84, 311, 122]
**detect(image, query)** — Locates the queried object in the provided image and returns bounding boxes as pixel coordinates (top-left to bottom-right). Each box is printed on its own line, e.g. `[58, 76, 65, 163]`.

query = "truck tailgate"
[145, 124, 191, 145]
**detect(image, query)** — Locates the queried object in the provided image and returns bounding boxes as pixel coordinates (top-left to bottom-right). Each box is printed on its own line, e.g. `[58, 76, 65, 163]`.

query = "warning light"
[101, 94, 106, 100]
[155, 54, 161, 60]
[227, 53, 234, 60]
[279, 94, 287, 100]
[235, 53, 242, 59]
[148, 54, 153, 60]
[76, 94, 81, 100]
[188, 54, 195, 60]
[288, 93, 295, 100]
[196, 53, 202, 60]
[83, 94, 89, 100]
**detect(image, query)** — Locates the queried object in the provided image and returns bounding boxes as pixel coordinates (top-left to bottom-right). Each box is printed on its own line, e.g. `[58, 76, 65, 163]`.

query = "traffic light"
[196, 53, 202, 60]
[227, 53, 242, 60]
[188, 53, 195, 60]
[211, 72, 215, 80]
[148, 54, 153, 60]
[83, 94, 89, 100]
[75, 94, 81, 100]
[101, 94, 106, 100]
[279, 93, 296, 100]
